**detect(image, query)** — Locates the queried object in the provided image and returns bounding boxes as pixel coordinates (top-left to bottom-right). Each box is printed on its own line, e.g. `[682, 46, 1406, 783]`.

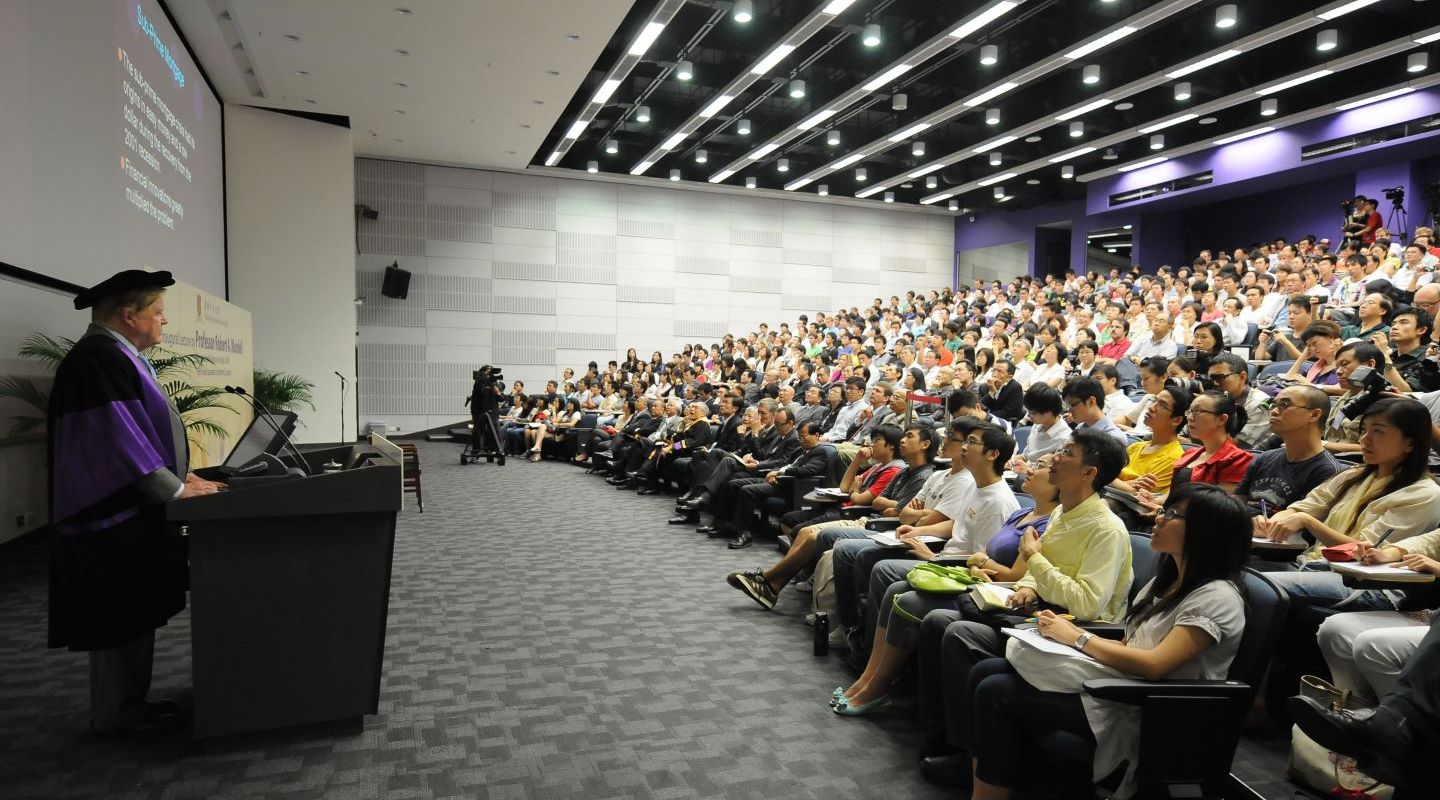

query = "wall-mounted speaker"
[381, 263, 411, 299]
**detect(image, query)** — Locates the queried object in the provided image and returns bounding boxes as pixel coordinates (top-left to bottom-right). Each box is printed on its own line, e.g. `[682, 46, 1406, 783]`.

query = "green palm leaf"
[252, 369, 316, 413]
[17, 333, 76, 370]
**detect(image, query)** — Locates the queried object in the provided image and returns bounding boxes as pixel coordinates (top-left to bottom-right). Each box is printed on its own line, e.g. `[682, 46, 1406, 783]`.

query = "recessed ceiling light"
[395, 138, 405, 142]
[1026, 178, 1040, 185]
[1024, 135, 1041, 143]
[533, 99, 544, 105]
[393, 48, 409, 56]
[394, 7, 412, 15]
[1198, 116, 1218, 125]
[505, 149, 514, 154]
[1114, 101, 1134, 110]
[284, 34, 301, 41]
[520, 123, 531, 129]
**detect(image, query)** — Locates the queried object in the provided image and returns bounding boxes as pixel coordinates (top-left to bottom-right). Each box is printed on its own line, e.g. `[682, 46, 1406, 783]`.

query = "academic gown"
[47, 326, 188, 651]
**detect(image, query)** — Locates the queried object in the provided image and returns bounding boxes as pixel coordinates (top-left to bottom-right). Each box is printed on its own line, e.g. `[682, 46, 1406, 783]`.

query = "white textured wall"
[354, 158, 956, 434]
[226, 106, 356, 443]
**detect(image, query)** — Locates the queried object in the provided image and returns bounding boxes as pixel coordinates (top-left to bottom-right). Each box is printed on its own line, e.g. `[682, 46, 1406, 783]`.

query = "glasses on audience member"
[1186, 407, 1221, 418]
[1272, 398, 1315, 412]
[1208, 371, 1237, 383]
[1156, 507, 1186, 522]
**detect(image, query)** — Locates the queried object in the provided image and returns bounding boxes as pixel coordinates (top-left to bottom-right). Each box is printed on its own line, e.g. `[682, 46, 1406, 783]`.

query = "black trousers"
[89, 629, 156, 731]
[917, 611, 1005, 750]
[710, 473, 764, 527]
[727, 480, 783, 534]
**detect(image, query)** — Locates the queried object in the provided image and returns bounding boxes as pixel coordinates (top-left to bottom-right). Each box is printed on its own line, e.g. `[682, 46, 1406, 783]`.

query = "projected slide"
[0, 0, 225, 295]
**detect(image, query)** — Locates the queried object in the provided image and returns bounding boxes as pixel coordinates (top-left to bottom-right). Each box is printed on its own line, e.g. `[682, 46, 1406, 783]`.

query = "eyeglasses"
[1208, 371, 1237, 382]
[1156, 507, 1186, 522]
[1272, 398, 1315, 412]
[1186, 407, 1222, 417]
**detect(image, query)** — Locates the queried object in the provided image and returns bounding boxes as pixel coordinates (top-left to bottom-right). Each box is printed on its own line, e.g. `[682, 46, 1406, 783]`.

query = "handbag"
[1286, 675, 1393, 799]
[905, 562, 985, 594]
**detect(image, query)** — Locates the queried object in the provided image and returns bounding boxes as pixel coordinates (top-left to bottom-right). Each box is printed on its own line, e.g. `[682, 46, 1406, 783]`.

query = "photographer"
[1322, 341, 1387, 455]
[1381, 305, 1438, 392]
[1256, 298, 1316, 364]
[465, 365, 504, 455]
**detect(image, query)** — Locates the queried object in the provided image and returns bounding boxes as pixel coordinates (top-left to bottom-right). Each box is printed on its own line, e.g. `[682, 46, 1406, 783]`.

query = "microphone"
[334, 371, 347, 383]
[225, 386, 314, 476]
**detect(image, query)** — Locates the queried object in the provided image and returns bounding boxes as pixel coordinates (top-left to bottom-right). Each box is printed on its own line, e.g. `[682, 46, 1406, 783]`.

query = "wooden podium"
[169, 435, 403, 738]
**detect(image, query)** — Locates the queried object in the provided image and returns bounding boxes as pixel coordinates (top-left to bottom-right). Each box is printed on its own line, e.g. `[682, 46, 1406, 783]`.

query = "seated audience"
[1236, 384, 1342, 523]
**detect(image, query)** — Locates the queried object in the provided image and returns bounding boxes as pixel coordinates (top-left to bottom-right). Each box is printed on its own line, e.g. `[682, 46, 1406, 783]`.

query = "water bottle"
[813, 611, 830, 656]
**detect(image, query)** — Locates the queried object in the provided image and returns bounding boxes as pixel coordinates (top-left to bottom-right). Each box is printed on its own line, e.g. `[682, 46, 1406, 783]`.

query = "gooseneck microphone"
[224, 386, 315, 476]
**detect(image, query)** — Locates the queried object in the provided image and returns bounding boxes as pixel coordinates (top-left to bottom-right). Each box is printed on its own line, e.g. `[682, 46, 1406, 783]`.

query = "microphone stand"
[335, 371, 348, 443]
[225, 386, 315, 476]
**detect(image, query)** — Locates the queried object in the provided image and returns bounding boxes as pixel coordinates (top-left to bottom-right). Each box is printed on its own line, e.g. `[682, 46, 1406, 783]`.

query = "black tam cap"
[74, 270, 175, 310]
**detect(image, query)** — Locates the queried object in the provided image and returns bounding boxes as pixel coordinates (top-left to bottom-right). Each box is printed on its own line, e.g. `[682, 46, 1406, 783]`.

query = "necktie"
[138, 353, 158, 381]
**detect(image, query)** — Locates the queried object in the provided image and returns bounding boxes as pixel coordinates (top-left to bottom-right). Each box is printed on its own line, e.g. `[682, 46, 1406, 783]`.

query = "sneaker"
[726, 569, 763, 591]
[803, 612, 816, 627]
[793, 579, 814, 593]
[828, 625, 850, 649]
[734, 572, 778, 610]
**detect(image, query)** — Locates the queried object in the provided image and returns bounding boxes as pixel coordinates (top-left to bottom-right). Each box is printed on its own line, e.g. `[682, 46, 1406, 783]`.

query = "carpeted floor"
[0, 443, 1313, 799]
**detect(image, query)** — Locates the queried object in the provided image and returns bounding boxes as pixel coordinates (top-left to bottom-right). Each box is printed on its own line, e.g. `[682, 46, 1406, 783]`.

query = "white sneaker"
[803, 612, 816, 627]
[828, 626, 849, 649]
[794, 579, 814, 593]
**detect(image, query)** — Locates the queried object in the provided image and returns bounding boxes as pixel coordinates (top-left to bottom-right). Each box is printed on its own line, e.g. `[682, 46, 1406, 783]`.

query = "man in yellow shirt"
[914, 427, 1133, 787]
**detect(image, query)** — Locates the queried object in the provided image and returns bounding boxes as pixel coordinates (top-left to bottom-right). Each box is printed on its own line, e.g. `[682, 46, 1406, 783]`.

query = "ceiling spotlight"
[1082, 64, 1100, 85]
[1215, 4, 1236, 28]
[737, 118, 752, 135]
[1174, 81, 1192, 101]
[993, 186, 1005, 199]
[892, 93, 908, 111]
[788, 79, 806, 99]
[1409, 52, 1429, 73]
[745, 176, 757, 188]
[777, 158, 789, 172]
[675, 60, 693, 80]
[818, 184, 829, 196]
[696, 149, 708, 163]
[979, 44, 998, 66]
[1150, 134, 1165, 150]
[733, 0, 753, 24]
[926, 175, 938, 189]
[826, 129, 841, 146]
[604, 139, 619, 154]
[856, 167, 868, 182]
[1114, 101, 1134, 111]
[948, 200, 959, 211]
[635, 105, 651, 123]
[670, 169, 681, 181]
[1102, 148, 1118, 160]
[862, 23, 881, 47]
[1316, 29, 1338, 51]
[985, 107, 1001, 125]
[1061, 165, 1075, 179]
[988, 151, 1003, 166]
[586, 160, 598, 173]
[912, 141, 925, 156]
[1260, 98, 1278, 116]
[883, 191, 895, 203]
[1069, 121, 1084, 138]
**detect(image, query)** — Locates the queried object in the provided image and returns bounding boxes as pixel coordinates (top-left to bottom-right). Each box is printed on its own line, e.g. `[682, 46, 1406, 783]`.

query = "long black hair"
[1193, 389, 1245, 437]
[1326, 397, 1437, 531]
[1126, 483, 1249, 629]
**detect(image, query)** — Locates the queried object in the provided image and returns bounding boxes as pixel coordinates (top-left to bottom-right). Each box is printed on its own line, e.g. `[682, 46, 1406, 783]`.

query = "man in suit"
[689, 406, 801, 537]
[714, 420, 832, 549]
[636, 400, 713, 496]
[979, 360, 1024, 424]
[675, 399, 779, 512]
[604, 398, 665, 483]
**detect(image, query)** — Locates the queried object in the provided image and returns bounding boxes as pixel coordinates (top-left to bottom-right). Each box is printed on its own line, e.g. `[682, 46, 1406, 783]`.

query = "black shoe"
[695, 524, 718, 535]
[635, 486, 657, 496]
[1286, 697, 1414, 786]
[727, 531, 754, 549]
[605, 476, 626, 485]
[919, 753, 973, 790]
[678, 490, 710, 510]
[616, 481, 636, 490]
[668, 514, 698, 525]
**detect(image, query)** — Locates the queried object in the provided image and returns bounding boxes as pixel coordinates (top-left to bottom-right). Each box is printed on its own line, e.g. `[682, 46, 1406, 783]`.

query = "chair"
[762, 445, 839, 532]
[398, 443, 423, 513]
[1012, 425, 1032, 455]
[1080, 532, 1158, 641]
[1029, 569, 1288, 799]
[1014, 492, 1035, 510]
[1258, 360, 1298, 379]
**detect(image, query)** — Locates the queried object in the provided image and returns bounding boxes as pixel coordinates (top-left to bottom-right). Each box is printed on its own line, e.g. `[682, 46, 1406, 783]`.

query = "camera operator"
[1342, 195, 1382, 247]
[1321, 342, 1387, 455]
[465, 365, 504, 454]
[1375, 305, 1439, 393]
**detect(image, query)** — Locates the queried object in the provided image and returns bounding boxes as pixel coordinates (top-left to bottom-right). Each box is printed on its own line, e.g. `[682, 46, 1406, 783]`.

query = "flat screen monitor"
[223, 411, 298, 469]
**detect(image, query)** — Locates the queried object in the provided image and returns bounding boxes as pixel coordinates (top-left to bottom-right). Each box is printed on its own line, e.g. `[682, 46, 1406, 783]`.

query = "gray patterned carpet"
[0, 443, 1309, 799]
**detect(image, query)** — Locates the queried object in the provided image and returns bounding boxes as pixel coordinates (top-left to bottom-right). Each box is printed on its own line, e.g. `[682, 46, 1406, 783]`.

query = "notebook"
[1330, 562, 1436, 583]
[867, 532, 945, 548]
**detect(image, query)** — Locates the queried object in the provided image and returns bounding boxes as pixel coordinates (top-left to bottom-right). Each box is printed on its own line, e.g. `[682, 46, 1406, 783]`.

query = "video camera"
[1338, 365, 1388, 420]
[1383, 186, 1405, 207]
[468, 365, 505, 411]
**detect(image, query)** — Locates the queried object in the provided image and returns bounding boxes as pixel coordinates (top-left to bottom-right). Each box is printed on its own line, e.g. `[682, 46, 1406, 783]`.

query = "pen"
[1025, 613, 1074, 623]
[1259, 499, 1268, 518]
[1372, 528, 1397, 548]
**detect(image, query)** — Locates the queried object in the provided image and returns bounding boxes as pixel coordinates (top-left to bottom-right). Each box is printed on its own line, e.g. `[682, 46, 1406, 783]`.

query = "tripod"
[461, 409, 505, 465]
[1388, 199, 1408, 238]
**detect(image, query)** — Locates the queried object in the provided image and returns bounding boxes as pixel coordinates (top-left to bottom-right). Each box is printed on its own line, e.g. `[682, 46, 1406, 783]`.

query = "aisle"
[0, 443, 947, 799]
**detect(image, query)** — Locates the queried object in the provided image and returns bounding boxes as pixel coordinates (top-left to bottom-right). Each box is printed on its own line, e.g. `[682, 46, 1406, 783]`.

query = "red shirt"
[1173, 438, 1253, 487]
[845, 463, 902, 507]
[1099, 339, 1130, 360]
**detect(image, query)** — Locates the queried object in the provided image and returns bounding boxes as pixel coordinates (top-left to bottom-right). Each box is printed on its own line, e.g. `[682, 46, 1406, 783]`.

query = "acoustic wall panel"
[354, 158, 958, 434]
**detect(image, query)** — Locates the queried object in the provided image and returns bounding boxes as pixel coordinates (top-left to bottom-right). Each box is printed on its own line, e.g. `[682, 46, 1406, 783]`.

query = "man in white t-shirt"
[1095, 364, 1137, 425]
[920, 423, 1020, 558]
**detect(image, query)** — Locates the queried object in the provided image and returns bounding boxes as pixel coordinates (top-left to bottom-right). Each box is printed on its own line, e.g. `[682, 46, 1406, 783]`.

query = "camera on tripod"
[1339, 365, 1388, 420]
[1383, 186, 1405, 206]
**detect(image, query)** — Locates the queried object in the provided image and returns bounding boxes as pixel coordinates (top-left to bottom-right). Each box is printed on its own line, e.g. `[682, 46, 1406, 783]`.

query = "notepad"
[971, 583, 1016, 611]
[1330, 562, 1436, 583]
[817, 487, 848, 497]
[1002, 627, 1096, 662]
[867, 532, 944, 548]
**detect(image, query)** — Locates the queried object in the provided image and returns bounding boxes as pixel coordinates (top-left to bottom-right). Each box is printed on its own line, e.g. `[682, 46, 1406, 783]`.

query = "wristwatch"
[1073, 632, 1094, 653]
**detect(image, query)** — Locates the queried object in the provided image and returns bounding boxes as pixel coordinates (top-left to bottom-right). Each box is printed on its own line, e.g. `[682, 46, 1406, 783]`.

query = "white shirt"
[938, 480, 1021, 557]
[1217, 315, 1250, 346]
[1030, 361, 1067, 387]
[1104, 390, 1137, 424]
[1011, 359, 1037, 390]
[1237, 305, 1271, 327]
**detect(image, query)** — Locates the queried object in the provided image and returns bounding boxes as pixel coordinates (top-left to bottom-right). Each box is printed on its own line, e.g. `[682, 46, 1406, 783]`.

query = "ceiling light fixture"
[963, 81, 1018, 106]
[674, 60, 693, 80]
[1069, 121, 1084, 138]
[863, 63, 913, 91]
[1060, 165, 1075, 179]
[1055, 97, 1113, 121]
[826, 130, 841, 146]
[631, 160, 654, 175]
[788, 79, 806, 99]
[978, 171, 1016, 187]
[1150, 134, 1165, 150]
[985, 107, 1001, 125]
[1255, 69, 1333, 95]
[1260, 98, 1278, 116]
[592, 78, 621, 104]
[1082, 65, 1101, 85]
[988, 151, 1003, 166]
[1317, 0, 1381, 22]
[832, 152, 865, 169]
[888, 122, 931, 142]
[1215, 4, 1237, 29]
[993, 186, 1005, 199]
[926, 175, 938, 189]
[1065, 26, 1138, 60]
[586, 160, 598, 173]
[1316, 29, 1338, 51]
[699, 94, 734, 118]
[696, 149, 708, 163]
[544, 151, 562, 166]
[565, 120, 587, 139]
[733, 0, 753, 24]
[1102, 148, 1118, 160]
[635, 105, 651, 123]
[910, 164, 943, 179]
[862, 24, 882, 47]
[855, 167, 868, 181]
[883, 191, 895, 203]
[746, 176, 757, 188]
[948, 200, 959, 211]
[777, 158, 789, 172]
[821, 0, 857, 15]
[818, 184, 829, 196]
[605, 139, 619, 154]
[1049, 146, 1096, 163]
[797, 109, 836, 131]
[1139, 113, 1198, 133]
[787, 176, 814, 190]
[856, 184, 885, 199]
[891, 93, 908, 111]
[912, 141, 926, 157]
[661, 132, 686, 150]
[972, 135, 1016, 153]
[1417, 31, 1440, 45]
[1335, 87, 1415, 110]
[628, 21, 665, 56]
[710, 169, 736, 182]
[1118, 156, 1167, 172]
[752, 43, 797, 75]
[1408, 52, 1429, 73]
[1165, 49, 1242, 79]
[747, 142, 780, 159]
[670, 169, 681, 181]
[979, 44, 998, 66]
[1174, 82, 1192, 101]
[1212, 126, 1275, 145]
[736, 118, 752, 135]
[950, 2, 1020, 39]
